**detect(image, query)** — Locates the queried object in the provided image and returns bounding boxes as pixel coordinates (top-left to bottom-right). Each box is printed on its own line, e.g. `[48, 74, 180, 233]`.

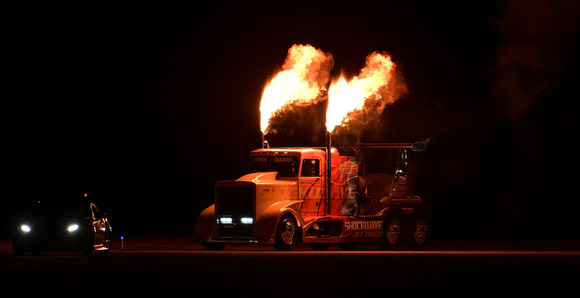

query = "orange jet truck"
[193, 139, 430, 251]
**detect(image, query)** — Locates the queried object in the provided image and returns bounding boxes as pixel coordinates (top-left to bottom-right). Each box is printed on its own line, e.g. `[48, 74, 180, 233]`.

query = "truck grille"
[215, 181, 255, 238]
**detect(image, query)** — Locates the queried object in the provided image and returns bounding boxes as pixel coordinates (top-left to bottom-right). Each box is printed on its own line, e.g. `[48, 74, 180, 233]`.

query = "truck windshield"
[249, 156, 300, 177]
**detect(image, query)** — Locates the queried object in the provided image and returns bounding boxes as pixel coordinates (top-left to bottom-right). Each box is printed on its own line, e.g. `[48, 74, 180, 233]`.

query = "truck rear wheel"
[378, 215, 401, 250]
[274, 214, 298, 251]
[403, 214, 428, 250]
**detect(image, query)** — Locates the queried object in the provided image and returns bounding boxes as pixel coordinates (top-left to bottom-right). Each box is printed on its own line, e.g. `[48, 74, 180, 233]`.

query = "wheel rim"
[413, 218, 428, 244]
[280, 218, 296, 245]
[386, 218, 400, 244]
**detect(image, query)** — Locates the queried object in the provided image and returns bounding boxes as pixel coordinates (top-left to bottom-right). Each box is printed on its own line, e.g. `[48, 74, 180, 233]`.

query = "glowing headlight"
[219, 217, 233, 224]
[21, 225, 31, 233]
[241, 217, 253, 224]
[67, 224, 79, 232]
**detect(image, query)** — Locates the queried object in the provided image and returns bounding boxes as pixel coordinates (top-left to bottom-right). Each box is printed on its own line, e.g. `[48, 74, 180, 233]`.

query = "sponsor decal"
[344, 220, 382, 231]
[274, 157, 296, 163]
[345, 220, 383, 238]
[351, 231, 383, 237]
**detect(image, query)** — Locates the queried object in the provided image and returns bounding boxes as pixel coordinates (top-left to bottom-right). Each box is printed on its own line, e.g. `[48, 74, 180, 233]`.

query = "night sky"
[5, 1, 579, 241]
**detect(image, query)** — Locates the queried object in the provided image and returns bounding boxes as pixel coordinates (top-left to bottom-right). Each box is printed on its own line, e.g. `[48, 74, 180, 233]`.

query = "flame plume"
[326, 52, 405, 134]
[260, 44, 334, 134]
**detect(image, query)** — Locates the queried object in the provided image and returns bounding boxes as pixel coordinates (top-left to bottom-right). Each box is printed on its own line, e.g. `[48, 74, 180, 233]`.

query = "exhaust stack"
[326, 131, 332, 216]
[261, 132, 269, 149]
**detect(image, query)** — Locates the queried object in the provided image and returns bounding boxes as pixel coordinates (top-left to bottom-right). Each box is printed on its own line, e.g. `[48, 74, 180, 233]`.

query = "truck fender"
[193, 205, 216, 242]
[254, 201, 302, 243]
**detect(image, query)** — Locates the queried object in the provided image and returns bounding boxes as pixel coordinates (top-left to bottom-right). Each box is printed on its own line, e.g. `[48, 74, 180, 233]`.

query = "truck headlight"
[67, 224, 79, 232]
[219, 217, 233, 224]
[241, 217, 253, 224]
[21, 225, 31, 233]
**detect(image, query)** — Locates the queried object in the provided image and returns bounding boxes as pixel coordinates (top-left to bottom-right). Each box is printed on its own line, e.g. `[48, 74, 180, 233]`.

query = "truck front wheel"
[274, 214, 298, 251]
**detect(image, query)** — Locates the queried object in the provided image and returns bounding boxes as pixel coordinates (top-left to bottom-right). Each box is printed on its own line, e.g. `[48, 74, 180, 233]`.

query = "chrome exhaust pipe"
[326, 130, 331, 216]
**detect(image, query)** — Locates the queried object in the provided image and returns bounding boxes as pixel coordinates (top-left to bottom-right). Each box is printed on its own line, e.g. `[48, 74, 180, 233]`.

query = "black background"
[5, 1, 579, 241]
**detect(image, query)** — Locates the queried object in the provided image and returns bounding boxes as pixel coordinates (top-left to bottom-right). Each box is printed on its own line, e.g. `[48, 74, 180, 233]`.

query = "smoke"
[487, 0, 580, 238]
[491, 0, 580, 122]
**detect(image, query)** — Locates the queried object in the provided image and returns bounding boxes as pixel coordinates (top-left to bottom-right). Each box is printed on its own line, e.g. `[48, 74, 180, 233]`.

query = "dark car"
[12, 197, 112, 255]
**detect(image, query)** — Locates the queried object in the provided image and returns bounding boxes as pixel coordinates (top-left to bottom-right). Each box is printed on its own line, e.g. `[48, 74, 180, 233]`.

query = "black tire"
[83, 230, 95, 256]
[82, 240, 94, 256]
[378, 215, 402, 250]
[337, 242, 358, 251]
[310, 243, 331, 251]
[274, 214, 298, 251]
[403, 214, 429, 251]
[203, 242, 226, 251]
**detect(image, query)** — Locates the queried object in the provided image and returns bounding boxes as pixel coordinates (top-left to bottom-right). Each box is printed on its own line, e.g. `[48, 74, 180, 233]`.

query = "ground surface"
[2, 238, 578, 296]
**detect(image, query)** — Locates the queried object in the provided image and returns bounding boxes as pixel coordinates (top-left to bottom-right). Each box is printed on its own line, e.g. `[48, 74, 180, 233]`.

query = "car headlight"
[67, 224, 79, 232]
[21, 225, 31, 233]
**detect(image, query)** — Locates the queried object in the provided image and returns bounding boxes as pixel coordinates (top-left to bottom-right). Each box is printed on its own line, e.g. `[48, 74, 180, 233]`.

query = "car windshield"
[19, 199, 92, 221]
[249, 155, 300, 177]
